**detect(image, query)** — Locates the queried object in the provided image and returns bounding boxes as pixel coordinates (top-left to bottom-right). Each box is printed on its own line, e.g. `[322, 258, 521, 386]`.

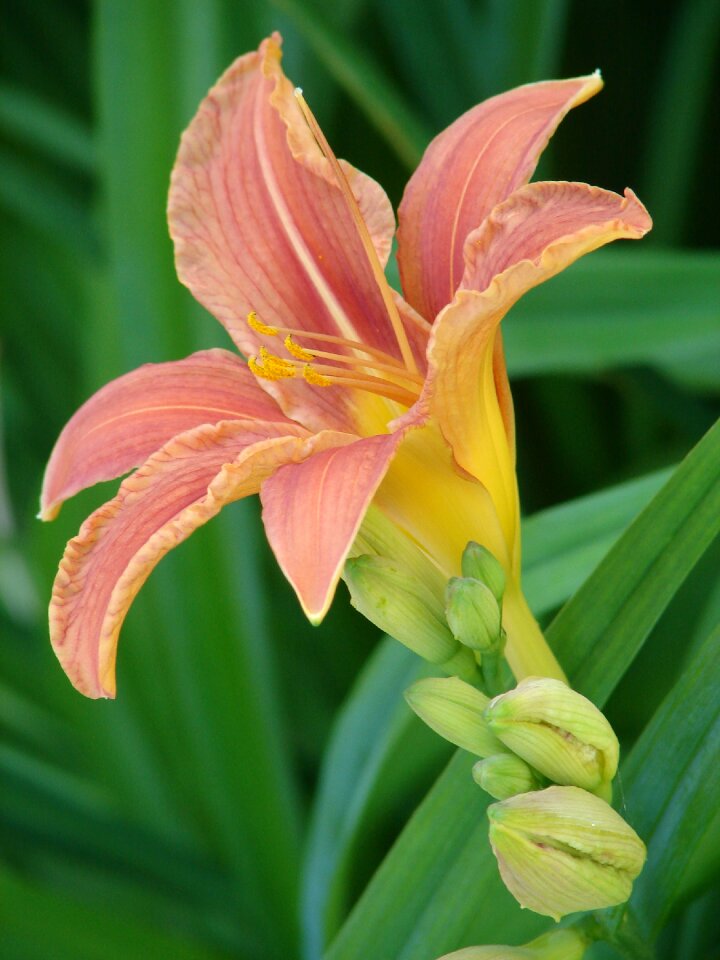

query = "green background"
[1, 1, 718, 958]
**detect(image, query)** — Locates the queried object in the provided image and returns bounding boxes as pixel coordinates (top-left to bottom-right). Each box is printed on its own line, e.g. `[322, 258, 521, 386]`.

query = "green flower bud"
[485, 677, 619, 795]
[438, 928, 588, 960]
[461, 542, 507, 603]
[345, 555, 458, 665]
[404, 677, 508, 757]
[488, 785, 646, 920]
[446, 577, 503, 653]
[472, 754, 541, 800]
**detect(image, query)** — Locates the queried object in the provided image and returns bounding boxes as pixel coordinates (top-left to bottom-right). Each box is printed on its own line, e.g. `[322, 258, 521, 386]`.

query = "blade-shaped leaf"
[270, 0, 432, 167]
[301, 640, 434, 959]
[549, 420, 720, 702]
[522, 467, 671, 617]
[504, 251, 720, 387]
[622, 623, 720, 938]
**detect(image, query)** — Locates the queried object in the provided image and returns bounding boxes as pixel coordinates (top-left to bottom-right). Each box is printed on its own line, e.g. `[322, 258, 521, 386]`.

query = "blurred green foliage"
[0, 1, 718, 958]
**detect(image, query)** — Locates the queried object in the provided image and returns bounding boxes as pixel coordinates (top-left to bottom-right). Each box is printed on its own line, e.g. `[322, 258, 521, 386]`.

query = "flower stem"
[502, 586, 567, 682]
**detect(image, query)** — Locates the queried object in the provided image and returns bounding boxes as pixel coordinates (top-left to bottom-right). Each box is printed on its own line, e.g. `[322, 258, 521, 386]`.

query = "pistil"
[293, 88, 419, 376]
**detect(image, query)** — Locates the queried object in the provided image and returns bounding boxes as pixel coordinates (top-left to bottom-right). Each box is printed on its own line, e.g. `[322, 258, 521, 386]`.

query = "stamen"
[246, 311, 406, 368]
[303, 365, 333, 387]
[259, 346, 297, 378]
[284, 335, 315, 362]
[247, 311, 279, 336]
[297, 345, 424, 384]
[248, 352, 296, 381]
[293, 89, 418, 376]
[301, 366, 419, 406]
[246, 313, 421, 405]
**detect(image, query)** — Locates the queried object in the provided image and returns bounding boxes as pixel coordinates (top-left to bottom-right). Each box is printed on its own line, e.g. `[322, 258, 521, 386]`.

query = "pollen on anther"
[247, 311, 279, 337]
[284, 335, 314, 362]
[259, 347, 297, 378]
[248, 354, 296, 382]
[303, 364, 333, 387]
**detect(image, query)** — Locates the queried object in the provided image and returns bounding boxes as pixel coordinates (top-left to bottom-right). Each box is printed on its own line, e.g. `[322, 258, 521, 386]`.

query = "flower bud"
[445, 577, 503, 653]
[345, 555, 458, 665]
[438, 929, 588, 960]
[461, 541, 506, 603]
[472, 754, 541, 800]
[485, 677, 618, 795]
[488, 785, 646, 920]
[404, 677, 508, 757]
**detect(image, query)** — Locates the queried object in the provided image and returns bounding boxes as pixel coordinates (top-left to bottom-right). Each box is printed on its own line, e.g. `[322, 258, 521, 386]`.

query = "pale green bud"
[472, 754, 541, 800]
[345, 555, 457, 664]
[438, 928, 588, 960]
[461, 542, 506, 604]
[488, 785, 646, 920]
[445, 577, 503, 653]
[404, 677, 508, 757]
[485, 677, 619, 795]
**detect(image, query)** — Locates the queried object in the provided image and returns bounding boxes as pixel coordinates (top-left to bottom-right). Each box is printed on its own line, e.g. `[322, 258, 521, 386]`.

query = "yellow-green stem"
[502, 586, 567, 682]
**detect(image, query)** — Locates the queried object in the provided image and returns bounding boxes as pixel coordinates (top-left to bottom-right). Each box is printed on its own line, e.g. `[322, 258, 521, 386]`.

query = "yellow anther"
[303, 364, 333, 387]
[259, 347, 297, 378]
[284, 335, 315, 362]
[248, 354, 296, 382]
[247, 311, 279, 337]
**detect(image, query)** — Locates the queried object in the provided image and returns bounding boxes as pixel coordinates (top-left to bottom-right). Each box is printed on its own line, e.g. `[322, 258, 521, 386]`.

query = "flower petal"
[260, 431, 408, 623]
[50, 419, 352, 699]
[40, 349, 291, 521]
[427, 182, 652, 561]
[396, 74, 603, 320]
[168, 33, 399, 371]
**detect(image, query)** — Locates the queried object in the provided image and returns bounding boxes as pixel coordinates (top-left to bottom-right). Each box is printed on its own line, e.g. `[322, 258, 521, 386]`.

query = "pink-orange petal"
[396, 73, 603, 320]
[427, 182, 652, 559]
[168, 34, 399, 432]
[39, 349, 291, 521]
[49, 419, 354, 699]
[260, 431, 407, 623]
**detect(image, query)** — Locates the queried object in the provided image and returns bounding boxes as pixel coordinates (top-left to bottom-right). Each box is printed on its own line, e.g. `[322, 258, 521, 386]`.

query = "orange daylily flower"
[41, 34, 651, 698]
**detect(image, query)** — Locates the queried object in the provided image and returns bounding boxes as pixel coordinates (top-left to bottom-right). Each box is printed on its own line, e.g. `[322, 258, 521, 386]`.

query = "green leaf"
[301, 640, 435, 959]
[549, 420, 720, 703]
[325, 422, 720, 960]
[270, 0, 432, 168]
[0, 148, 97, 256]
[640, 0, 720, 244]
[0, 866, 232, 960]
[504, 251, 720, 388]
[0, 86, 94, 173]
[622, 623, 720, 938]
[522, 467, 671, 617]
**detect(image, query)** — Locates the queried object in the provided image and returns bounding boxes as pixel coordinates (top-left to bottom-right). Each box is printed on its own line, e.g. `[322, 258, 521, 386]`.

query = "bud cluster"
[404, 672, 643, 918]
[346, 531, 645, 920]
[345, 538, 514, 692]
[405, 674, 617, 800]
[445, 542, 508, 694]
